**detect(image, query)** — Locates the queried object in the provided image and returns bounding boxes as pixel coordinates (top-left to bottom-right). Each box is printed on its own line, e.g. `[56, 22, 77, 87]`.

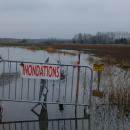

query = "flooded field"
[0, 47, 130, 130]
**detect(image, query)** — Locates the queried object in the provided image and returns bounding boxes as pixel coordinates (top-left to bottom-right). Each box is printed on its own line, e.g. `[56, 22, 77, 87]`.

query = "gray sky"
[0, 0, 130, 39]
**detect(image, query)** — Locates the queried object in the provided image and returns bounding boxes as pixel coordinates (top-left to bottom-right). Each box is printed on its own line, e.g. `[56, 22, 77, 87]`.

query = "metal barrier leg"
[31, 79, 48, 117]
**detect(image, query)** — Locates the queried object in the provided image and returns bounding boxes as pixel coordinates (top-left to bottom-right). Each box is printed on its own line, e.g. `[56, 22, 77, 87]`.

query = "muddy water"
[0, 47, 130, 130]
[0, 47, 92, 121]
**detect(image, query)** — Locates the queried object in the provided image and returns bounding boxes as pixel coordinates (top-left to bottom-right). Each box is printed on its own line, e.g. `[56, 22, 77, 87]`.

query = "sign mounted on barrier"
[20, 63, 60, 80]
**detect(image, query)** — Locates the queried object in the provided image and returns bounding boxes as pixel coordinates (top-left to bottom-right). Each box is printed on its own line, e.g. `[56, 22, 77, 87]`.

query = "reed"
[107, 67, 130, 115]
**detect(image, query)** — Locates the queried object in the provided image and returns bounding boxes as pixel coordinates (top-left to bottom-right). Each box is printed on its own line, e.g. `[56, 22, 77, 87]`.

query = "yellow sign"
[92, 90, 104, 98]
[93, 64, 104, 72]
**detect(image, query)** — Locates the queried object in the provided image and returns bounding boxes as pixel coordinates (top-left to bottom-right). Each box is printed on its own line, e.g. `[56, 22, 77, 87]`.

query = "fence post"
[75, 53, 80, 117]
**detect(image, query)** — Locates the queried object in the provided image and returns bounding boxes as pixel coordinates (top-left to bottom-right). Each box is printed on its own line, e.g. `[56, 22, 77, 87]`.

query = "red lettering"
[48, 66, 52, 77]
[55, 66, 60, 78]
[35, 65, 40, 76]
[52, 67, 56, 77]
[40, 66, 44, 76]
[22, 64, 29, 75]
[32, 65, 36, 76]
[40, 65, 47, 77]
[21, 64, 60, 79]
[28, 65, 33, 76]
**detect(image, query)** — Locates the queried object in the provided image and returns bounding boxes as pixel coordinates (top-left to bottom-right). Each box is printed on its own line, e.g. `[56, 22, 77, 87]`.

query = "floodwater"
[0, 47, 130, 130]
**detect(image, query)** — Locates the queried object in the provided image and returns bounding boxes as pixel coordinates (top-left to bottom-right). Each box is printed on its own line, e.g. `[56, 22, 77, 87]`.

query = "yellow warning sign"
[93, 64, 104, 72]
[92, 90, 104, 98]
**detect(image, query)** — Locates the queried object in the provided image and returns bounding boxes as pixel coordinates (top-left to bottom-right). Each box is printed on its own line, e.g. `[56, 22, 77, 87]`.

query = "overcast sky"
[0, 0, 130, 39]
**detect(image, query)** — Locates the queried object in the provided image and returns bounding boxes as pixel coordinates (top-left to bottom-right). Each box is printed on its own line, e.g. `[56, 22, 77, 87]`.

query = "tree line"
[73, 32, 130, 44]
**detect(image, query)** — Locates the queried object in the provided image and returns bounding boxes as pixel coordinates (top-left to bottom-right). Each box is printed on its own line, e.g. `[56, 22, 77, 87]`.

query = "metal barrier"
[0, 60, 93, 107]
[0, 118, 89, 130]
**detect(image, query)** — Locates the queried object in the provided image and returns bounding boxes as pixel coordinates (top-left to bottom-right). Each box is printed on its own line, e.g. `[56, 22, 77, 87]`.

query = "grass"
[58, 50, 77, 56]
[90, 63, 130, 116]
[109, 86, 130, 115]
[102, 56, 130, 69]
[46, 47, 58, 53]
[104, 66, 130, 115]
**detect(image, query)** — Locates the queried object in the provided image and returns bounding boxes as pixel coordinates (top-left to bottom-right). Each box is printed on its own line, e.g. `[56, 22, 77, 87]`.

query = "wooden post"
[97, 71, 101, 91]
[75, 53, 80, 117]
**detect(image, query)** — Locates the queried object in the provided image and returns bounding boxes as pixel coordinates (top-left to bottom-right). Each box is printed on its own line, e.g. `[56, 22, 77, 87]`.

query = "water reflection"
[39, 107, 48, 130]
[0, 72, 20, 86]
[0, 106, 89, 130]
[0, 117, 89, 130]
[1, 107, 130, 130]
[1, 101, 130, 130]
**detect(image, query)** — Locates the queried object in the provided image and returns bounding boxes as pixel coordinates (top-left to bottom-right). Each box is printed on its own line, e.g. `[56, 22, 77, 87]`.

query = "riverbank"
[0, 43, 130, 68]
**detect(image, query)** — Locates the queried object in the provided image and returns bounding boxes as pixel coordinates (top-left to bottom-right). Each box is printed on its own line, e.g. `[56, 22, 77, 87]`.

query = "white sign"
[20, 63, 61, 80]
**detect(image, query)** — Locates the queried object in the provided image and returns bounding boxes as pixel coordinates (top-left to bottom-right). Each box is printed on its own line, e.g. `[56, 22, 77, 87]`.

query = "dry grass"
[105, 67, 130, 114]
[102, 56, 130, 69]
[46, 47, 58, 53]
[109, 87, 130, 114]
[57, 50, 77, 56]
[37, 44, 130, 68]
